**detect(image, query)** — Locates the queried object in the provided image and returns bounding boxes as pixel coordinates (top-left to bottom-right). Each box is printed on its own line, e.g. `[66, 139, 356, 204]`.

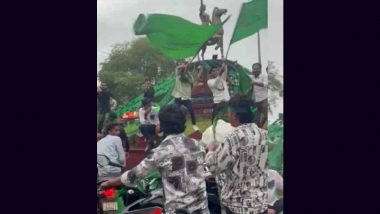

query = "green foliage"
[99, 69, 144, 104]
[115, 77, 175, 117]
[268, 120, 283, 174]
[268, 68, 283, 114]
[98, 38, 176, 104]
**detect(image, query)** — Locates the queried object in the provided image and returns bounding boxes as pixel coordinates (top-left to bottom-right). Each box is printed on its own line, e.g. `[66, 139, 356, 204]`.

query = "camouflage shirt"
[121, 134, 209, 214]
[205, 123, 268, 214]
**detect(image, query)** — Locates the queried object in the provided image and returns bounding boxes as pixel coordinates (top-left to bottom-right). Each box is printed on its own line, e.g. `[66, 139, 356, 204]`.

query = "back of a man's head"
[159, 104, 186, 135]
[229, 94, 254, 125]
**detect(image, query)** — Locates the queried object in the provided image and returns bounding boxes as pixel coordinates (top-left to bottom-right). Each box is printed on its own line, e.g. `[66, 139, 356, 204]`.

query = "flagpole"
[225, 42, 232, 59]
[257, 30, 262, 64]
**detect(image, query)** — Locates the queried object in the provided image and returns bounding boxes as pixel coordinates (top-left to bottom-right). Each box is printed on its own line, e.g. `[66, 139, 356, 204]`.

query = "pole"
[225, 42, 232, 59]
[257, 30, 262, 64]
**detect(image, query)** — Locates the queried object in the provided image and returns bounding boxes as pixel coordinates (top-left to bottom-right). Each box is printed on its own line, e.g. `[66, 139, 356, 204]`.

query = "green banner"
[230, 0, 268, 44]
[134, 13, 223, 59]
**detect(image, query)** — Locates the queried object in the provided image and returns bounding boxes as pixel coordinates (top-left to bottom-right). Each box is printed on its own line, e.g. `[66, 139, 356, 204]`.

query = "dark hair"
[209, 68, 216, 74]
[105, 122, 121, 134]
[142, 98, 152, 107]
[159, 104, 186, 135]
[209, 65, 218, 74]
[228, 94, 254, 124]
[252, 63, 262, 69]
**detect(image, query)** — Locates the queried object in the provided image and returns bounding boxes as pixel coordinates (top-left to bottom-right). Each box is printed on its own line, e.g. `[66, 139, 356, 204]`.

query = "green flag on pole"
[230, 0, 268, 44]
[133, 14, 223, 60]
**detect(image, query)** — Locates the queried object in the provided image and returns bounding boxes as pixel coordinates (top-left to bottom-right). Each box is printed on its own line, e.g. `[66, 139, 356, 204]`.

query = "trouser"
[212, 101, 228, 123]
[254, 98, 268, 128]
[97, 111, 110, 133]
[139, 124, 157, 140]
[268, 198, 283, 213]
[174, 98, 196, 125]
[139, 124, 158, 155]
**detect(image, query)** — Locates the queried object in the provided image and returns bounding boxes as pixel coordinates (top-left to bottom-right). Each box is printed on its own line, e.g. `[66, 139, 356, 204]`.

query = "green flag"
[230, 0, 268, 44]
[134, 14, 223, 60]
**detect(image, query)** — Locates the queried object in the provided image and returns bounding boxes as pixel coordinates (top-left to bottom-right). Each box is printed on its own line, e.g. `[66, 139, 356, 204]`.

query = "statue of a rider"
[199, 0, 211, 25]
[198, 0, 228, 60]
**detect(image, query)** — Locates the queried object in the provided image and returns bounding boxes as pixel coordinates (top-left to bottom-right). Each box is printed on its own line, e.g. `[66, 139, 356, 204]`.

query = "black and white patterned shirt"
[121, 134, 209, 214]
[206, 123, 268, 214]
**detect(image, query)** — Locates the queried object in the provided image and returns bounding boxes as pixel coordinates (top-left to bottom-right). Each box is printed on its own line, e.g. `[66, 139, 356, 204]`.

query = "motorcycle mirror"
[97, 154, 110, 167]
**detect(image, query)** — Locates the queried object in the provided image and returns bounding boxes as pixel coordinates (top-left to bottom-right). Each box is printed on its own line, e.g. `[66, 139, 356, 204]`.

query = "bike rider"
[101, 104, 210, 214]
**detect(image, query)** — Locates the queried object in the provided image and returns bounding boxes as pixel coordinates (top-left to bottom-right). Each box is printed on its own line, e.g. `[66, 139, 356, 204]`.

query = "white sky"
[97, 0, 283, 121]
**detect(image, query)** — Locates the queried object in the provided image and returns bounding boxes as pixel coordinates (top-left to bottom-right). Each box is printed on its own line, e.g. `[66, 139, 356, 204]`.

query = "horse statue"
[199, 7, 228, 60]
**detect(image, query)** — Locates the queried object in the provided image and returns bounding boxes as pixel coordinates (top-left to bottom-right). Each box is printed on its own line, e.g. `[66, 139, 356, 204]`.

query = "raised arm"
[120, 150, 160, 186]
[220, 63, 228, 80]
[100, 151, 160, 189]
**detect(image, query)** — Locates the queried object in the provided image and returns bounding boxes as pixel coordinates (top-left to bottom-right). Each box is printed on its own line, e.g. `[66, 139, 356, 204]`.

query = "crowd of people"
[97, 58, 283, 214]
[172, 59, 269, 128]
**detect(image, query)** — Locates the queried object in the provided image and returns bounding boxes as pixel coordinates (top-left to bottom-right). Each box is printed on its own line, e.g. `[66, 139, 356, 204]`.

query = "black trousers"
[97, 111, 110, 133]
[139, 124, 157, 140]
[254, 98, 268, 128]
[212, 101, 228, 123]
[139, 124, 158, 156]
[174, 98, 196, 125]
[268, 198, 283, 213]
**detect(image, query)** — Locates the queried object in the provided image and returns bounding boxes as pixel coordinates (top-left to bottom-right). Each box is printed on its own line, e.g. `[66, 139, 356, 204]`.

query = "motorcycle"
[125, 173, 221, 214]
[97, 155, 221, 214]
[97, 154, 125, 214]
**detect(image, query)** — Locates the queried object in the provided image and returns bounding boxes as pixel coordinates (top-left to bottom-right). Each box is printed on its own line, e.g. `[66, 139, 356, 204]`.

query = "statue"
[199, 0, 211, 25]
[199, 6, 228, 60]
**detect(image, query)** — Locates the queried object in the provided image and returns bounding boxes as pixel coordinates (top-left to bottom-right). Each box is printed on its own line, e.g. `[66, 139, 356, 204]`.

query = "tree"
[98, 38, 176, 104]
[267, 63, 283, 115]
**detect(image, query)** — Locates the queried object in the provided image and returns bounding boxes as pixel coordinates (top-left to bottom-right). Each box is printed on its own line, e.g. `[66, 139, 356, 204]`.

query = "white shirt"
[171, 68, 193, 100]
[268, 169, 283, 206]
[252, 73, 268, 102]
[97, 135, 126, 178]
[207, 66, 230, 104]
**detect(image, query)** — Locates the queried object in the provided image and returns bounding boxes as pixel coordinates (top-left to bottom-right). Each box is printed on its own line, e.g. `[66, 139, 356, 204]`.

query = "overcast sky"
[97, 0, 283, 121]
